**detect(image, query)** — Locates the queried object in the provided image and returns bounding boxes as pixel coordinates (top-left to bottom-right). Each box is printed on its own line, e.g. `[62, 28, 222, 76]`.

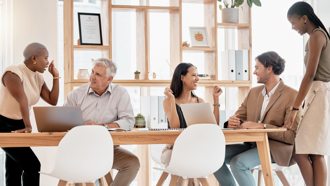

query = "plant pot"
[77, 69, 89, 79]
[134, 74, 140, 80]
[222, 8, 239, 23]
[135, 117, 146, 128]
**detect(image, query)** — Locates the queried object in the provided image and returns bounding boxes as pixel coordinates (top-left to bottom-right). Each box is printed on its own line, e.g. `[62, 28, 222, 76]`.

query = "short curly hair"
[255, 51, 285, 75]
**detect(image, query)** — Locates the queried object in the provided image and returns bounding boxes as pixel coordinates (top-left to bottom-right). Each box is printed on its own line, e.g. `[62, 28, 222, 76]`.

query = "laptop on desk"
[33, 106, 83, 132]
[180, 103, 217, 126]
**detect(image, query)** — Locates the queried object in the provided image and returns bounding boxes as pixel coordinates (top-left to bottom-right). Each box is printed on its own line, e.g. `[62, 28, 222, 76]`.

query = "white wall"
[317, 0, 330, 31]
[10, 0, 59, 185]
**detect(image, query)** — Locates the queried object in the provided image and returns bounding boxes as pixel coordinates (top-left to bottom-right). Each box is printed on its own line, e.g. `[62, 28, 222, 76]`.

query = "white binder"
[235, 50, 249, 81]
[221, 50, 236, 80]
[242, 50, 249, 81]
[141, 96, 167, 129]
[235, 50, 243, 81]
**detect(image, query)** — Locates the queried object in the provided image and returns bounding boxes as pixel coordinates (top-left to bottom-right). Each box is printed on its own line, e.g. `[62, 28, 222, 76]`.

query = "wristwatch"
[290, 106, 299, 111]
[264, 124, 266, 129]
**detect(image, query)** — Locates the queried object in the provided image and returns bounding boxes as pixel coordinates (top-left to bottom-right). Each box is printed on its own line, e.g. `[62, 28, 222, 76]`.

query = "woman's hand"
[283, 110, 297, 128]
[48, 60, 59, 77]
[213, 86, 223, 98]
[164, 87, 174, 99]
[12, 127, 32, 133]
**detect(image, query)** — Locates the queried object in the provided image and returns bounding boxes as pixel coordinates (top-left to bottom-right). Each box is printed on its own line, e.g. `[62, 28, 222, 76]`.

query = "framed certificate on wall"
[78, 12, 103, 45]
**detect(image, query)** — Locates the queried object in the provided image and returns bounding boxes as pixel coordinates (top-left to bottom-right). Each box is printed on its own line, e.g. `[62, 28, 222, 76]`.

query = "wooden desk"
[0, 128, 285, 186]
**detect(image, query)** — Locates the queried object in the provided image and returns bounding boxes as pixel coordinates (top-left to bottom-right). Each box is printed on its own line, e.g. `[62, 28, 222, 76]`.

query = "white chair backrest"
[165, 124, 225, 178]
[150, 144, 167, 165]
[50, 126, 113, 182]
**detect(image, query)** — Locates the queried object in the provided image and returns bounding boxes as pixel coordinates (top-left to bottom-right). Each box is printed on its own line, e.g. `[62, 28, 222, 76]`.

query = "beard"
[257, 73, 269, 84]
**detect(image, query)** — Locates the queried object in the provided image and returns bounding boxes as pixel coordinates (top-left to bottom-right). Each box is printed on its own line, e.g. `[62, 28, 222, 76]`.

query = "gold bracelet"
[53, 77, 61, 79]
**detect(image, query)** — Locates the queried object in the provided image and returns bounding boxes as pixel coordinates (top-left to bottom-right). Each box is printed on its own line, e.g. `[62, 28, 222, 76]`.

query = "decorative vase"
[135, 117, 146, 128]
[77, 69, 89, 79]
[148, 72, 156, 80]
[222, 8, 239, 23]
[134, 74, 140, 80]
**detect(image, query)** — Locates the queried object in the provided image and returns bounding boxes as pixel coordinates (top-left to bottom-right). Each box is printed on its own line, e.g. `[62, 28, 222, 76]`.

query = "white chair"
[41, 126, 113, 186]
[157, 124, 226, 186]
[151, 144, 167, 166]
[251, 163, 290, 186]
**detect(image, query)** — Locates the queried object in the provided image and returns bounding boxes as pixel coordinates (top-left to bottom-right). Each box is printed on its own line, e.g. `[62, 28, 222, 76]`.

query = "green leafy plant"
[134, 70, 140, 74]
[136, 113, 144, 118]
[218, 0, 261, 10]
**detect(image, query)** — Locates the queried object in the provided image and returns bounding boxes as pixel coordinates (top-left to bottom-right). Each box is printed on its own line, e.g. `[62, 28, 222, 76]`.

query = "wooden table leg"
[256, 133, 274, 186]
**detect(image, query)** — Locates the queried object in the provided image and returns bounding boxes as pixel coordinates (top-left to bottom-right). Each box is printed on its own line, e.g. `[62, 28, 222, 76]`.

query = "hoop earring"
[33, 61, 37, 64]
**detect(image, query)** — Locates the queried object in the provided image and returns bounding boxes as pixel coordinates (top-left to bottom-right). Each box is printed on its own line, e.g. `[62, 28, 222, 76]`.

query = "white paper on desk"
[138, 128, 149, 131]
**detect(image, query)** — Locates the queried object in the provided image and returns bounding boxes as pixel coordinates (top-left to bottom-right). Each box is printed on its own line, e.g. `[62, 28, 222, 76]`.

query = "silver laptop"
[33, 106, 83, 132]
[180, 103, 217, 126]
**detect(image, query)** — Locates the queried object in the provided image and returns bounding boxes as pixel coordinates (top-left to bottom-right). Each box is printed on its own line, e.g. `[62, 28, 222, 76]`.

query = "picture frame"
[78, 12, 103, 45]
[189, 27, 209, 47]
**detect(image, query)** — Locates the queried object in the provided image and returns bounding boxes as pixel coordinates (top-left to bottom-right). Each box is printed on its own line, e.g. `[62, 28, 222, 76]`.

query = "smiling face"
[33, 48, 49, 73]
[89, 65, 113, 95]
[181, 66, 199, 90]
[288, 14, 307, 35]
[253, 60, 270, 84]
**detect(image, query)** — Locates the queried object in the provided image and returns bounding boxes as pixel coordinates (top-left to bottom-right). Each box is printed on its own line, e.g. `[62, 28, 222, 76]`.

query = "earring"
[33, 61, 36, 64]
[304, 21, 306, 24]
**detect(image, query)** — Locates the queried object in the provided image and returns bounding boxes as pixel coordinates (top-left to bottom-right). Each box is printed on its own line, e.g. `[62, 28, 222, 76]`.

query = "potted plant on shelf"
[134, 70, 140, 80]
[134, 113, 146, 128]
[218, 0, 261, 23]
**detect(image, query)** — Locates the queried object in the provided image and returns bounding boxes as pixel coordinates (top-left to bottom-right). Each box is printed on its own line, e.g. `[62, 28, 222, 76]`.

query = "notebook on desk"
[33, 106, 83, 132]
[180, 103, 217, 126]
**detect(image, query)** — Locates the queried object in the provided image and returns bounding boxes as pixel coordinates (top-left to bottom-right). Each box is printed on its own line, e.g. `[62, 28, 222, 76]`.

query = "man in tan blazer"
[213, 51, 301, 186]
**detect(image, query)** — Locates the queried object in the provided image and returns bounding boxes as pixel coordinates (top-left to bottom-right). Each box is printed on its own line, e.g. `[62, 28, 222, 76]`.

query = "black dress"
[168, 97, 199, 129]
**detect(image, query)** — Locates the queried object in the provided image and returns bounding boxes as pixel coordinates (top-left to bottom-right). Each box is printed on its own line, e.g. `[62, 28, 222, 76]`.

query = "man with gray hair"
[64, 58, 139, 186]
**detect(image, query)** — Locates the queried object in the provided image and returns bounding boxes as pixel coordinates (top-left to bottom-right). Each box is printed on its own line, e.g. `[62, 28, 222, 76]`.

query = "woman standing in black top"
[161, 63, 222, 168]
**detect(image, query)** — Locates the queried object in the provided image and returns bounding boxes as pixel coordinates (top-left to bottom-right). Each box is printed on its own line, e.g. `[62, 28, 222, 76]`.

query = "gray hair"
[92, 58, 117, 77]
[23, 42, 47, 61]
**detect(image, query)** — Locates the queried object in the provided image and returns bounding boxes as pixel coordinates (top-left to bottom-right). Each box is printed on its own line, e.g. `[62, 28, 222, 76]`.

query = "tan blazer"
[234, 80, 301, 166]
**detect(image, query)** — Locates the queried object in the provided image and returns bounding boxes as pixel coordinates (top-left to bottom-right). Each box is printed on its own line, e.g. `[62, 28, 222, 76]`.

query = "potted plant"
[134, 113, 146, 128]
[134, 70, 140, 80]
[218, 0, 261, 23]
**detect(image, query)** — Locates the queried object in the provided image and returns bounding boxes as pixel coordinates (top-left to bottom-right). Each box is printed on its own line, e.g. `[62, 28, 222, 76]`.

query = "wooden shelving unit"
[64, 0, 252, 99]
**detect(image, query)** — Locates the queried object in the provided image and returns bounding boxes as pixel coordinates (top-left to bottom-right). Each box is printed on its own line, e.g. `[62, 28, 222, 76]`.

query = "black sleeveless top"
[168, 97, 199, 129]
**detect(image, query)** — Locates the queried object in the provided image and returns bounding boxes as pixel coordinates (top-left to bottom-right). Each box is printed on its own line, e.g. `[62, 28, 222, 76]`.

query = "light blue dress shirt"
[64, 83, 134, 130]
